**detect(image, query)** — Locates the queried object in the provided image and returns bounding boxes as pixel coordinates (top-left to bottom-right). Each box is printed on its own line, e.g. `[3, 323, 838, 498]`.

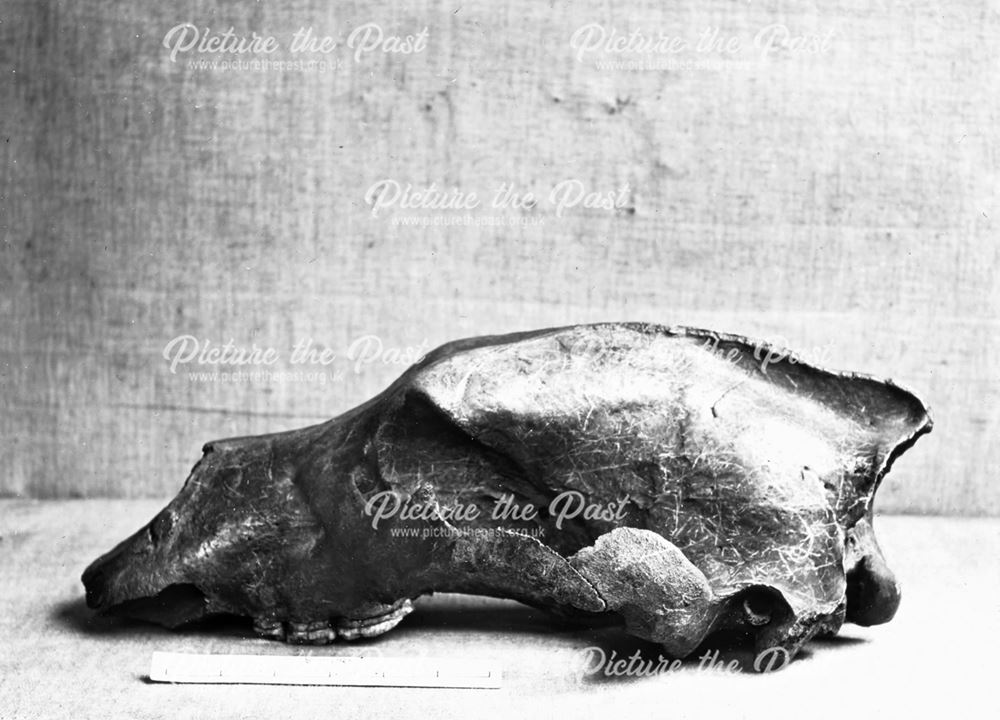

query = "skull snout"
[81, 509, 181, 612]
[82, 566, 109, 609]
[82, 527, 154, 610]
[81, 517, 210, 627]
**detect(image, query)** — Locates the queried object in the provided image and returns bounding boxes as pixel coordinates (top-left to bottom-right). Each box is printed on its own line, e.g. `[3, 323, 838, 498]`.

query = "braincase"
[410, 323, 928, 524]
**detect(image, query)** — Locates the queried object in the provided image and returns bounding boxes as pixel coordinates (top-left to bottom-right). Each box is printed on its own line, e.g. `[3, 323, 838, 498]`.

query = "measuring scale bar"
[149, 651, 502, 689]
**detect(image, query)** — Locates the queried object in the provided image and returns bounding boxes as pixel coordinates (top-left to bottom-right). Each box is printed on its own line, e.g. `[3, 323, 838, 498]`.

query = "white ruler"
[148, 651, 501, 689]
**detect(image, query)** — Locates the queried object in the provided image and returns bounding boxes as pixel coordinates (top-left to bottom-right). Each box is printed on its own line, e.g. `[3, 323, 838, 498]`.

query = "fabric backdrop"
[1, 0, 996, 514]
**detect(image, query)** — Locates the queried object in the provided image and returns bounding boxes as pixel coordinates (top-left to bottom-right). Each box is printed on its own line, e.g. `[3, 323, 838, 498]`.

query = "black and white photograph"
[2, 1, 997, 718]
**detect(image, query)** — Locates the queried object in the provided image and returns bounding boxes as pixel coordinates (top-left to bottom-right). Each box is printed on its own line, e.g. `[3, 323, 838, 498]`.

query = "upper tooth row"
[254, 618, 338, 644]
[253, 601, 414, 644]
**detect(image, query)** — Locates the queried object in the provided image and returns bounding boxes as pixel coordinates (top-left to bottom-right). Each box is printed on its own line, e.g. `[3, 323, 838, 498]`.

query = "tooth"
[253, 618, 285, 641]
[337, 601, 414, 641]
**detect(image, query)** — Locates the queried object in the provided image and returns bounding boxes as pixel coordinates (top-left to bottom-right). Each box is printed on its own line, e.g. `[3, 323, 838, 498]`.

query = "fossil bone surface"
[82, 324, 932, 664]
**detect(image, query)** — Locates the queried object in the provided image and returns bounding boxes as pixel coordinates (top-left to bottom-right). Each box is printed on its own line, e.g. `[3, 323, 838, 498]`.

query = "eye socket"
[149, 511, 175, 545]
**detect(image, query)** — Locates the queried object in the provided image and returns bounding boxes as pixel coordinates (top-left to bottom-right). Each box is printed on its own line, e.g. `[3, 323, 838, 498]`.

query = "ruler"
[148, 651, 502, 689]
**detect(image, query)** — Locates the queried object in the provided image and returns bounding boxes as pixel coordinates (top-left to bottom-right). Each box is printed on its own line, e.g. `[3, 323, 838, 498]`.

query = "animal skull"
[82, 324, 932, 663]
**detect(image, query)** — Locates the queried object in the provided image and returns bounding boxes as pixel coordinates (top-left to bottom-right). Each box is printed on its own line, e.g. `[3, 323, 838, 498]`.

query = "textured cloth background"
[1, 0, 996, 513]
